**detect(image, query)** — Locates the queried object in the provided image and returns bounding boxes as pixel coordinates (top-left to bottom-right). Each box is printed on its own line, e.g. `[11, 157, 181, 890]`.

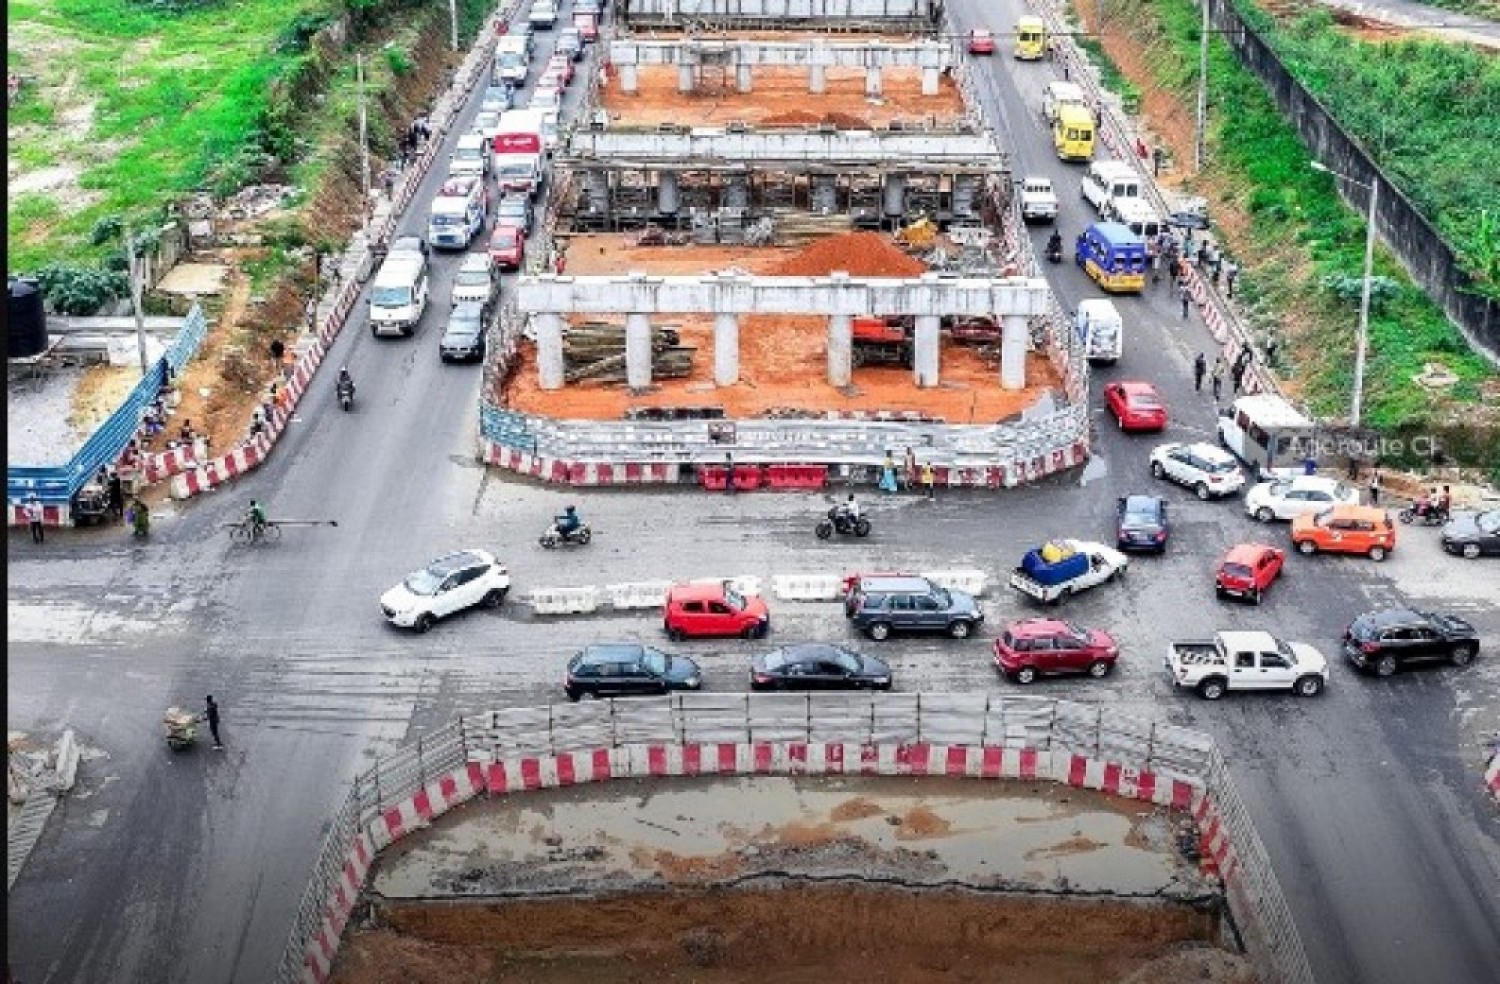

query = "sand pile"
[770, 231, 926, 278]
[761, 111, 873, 129]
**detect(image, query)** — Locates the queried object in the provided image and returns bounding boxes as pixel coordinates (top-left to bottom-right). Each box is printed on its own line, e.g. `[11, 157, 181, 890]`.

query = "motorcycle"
[1045, 233, 1064, 264]
[1398, 498, 1449, 526]
[336, 379, 355, 412]
[815, 506, 872, 540]
[539, 521, 592, 549]
[164, 707, 199, 751]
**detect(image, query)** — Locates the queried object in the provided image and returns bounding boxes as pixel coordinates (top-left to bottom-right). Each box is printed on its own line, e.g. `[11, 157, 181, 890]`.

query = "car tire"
[668, 627, 685, 642]
[1150, 461, 1165, 480]
[947, 620, 973, 640]
[1256, 507, 1275, 523]
[413, 613, 435, 634]
[566, 688, 582, 703]
[1251, 587, 1262, 606]
[1461, 543, 1481, 559]
[1195, 483, 1211, 501]
[1294, 675, 1324, 697]
[577, 527, 592, 545]
[482, 588, 508, 608]
[1198, 678, 1227, 700]
[1374, 655, 1398, 677]
[867, 622, 892, 641]
[1368, 545, 1388, 561]
[1450, 643, 1477, 667]
[1087, 659, 1111, 678]
[746, 622, 768, 640]
[1297, 539, 1318, 555]
[1015, 666, 1038, 685]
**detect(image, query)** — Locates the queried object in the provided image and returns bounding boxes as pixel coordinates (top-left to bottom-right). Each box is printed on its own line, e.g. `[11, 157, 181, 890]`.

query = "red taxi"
[1214, 543, 1285, 605]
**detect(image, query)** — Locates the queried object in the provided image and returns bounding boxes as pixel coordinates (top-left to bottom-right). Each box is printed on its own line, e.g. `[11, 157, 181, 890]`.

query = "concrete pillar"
[584, 169, 610, 215]
[620, 63, 639, 94]
[678, 62, 695, 94]
[811, 176, 838, 214]
[736, 62, 753, 93]
[536, 313, 565, 391]
[865, 65, 883, 98]
[722, 176, 750, 210]
[827, 315, 853, 387]
[883, 173, 906, 218]
[657, 171, 680, 215]
[919, 40, 944, 97]
[810, 41, 828, 94]
[714, 312, 739, 385]
[921, 66, 941, 96]
[1001, 314, 1029, 391]
[626, 312, 653, 390]
[913, 314, 941, 388]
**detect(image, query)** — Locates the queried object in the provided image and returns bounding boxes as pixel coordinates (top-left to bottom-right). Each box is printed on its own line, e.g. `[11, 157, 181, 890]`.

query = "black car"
[845, 576, 982, 641]
[1441, 509, 1500, 559]
[750, 643, 891, 691]
[1116, 494, 1170, 553]
[439, 301, 487, 362]
[564, 643, 702, 701]
[1342, 608, 1480, 677]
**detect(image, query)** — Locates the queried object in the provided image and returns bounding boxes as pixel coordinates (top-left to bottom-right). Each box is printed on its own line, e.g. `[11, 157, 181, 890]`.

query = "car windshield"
[493, 230, 519, 247]
[456, 267, 490, 285]
[1124, 501, 1158, 522]
[1205, 457, 1236, 474]
[1221, 562, 1252, 578]
[722, 587, 747, 611]
[449, 313, 481, 331]
[935, 588, 952, 607]
[641, 650, 668, 676]
[371, 286, 411, 307]
[1269, 481, 1292, 496]
[1331, 482, 1352, 498]
[500, 201, 525, 215]
[499, 52, 523, 67]
[403, 569, 443, 596]
[1313, 508, 1334, 525]
[499, 163, 533, 177]
[455, 145, 482, 160]
[762, 650, 788, 670]
[1277, 640, 1298, 664]
[432, 214, 464, 227]
[1479, 512, 1500, 533]
[1130, 391, 1162, 409]
[833, 651, 861, 673]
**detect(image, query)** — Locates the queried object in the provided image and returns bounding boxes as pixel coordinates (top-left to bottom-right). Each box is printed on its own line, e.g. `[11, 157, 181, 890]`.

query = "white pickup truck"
[1008, 540, 1129, 605]
[1018, 176, 1059, 223]
[1165, 630, 1329, 700]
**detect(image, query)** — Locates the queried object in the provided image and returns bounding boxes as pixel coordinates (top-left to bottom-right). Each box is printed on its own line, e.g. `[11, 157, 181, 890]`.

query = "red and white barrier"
[7, 502, 68, 527]
[1486, 751, 1500, 805]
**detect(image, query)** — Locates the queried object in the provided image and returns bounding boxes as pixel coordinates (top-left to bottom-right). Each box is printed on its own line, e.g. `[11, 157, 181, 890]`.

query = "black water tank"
[8, 277, 47, 359]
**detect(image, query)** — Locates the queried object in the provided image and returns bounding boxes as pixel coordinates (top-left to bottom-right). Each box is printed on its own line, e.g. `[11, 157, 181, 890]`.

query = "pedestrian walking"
[1197, 241, 1210, 269]
[1147, 241, 1160, 285]
[1367, 469, 1381, 505]
[903, 446, 917, 490]
[1179, 282, 1192, 319]
[1232, 349, 1252, 394]
[1211, 365, 1224, 402]
[24, 494, 45, 543]
[724, 451, 735, 494]
[1224, 261, 1239, 298]
[921, 462, 936, 500]
[204, 695, 222, 749]
[1167, 252, 1180, 285]
[879, 451, 898, 494]
[107, 470, 126, 522]
[1193, 352, 1207, 392]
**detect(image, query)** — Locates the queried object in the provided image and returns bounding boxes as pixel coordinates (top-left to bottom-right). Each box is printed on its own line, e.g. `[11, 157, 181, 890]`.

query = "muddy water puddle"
[372, 775, 1199, 899]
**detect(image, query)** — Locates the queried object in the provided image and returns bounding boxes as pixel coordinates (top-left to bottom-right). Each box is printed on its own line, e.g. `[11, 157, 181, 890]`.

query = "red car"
[488, 224, 525, 270]
[967, 29, 996, 55]
[663, 581, 770, 640]
[1104, 381, 1168, 432]
[993, 618, 1119, 684]
[573, 12, 599, 42]
[1214, 543, 1285, 605]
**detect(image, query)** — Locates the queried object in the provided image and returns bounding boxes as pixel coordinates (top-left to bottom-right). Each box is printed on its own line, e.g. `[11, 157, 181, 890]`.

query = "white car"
[472, 110, 503, 140]
[1149, 442, 1245, 500]
[380, 549, 510, 632]
[1018, 175, 1059, 223]
[1244, 475, 1360, 523]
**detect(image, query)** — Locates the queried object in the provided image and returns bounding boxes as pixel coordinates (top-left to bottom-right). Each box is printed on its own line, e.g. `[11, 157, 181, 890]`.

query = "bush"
[33, 264, 131, 315]
[90, 217, 124, 246]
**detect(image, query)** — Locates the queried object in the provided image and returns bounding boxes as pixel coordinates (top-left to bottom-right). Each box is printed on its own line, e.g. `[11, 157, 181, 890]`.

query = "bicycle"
[228, 519, 282, 544]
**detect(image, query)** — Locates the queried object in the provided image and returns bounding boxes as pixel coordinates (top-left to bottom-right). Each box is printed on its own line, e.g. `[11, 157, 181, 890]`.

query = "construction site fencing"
[275, 692, 1311, 984]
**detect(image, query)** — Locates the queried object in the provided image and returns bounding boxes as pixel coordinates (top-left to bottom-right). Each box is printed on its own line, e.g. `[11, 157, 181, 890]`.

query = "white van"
[1217, 394, 1315, 475]
[1042, 81, 1087, 123]
[1081, 160, 1141, 214]
[428, 176, 487, 250]
[1075, 298, 1124, 364]
[369, 249, 429, 337]
[1107, 196, 1165, 242]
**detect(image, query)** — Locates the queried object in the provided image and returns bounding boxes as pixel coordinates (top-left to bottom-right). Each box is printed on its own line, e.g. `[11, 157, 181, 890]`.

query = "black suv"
[845, 576, 983, 641]
[1342, 608, 1480, 677]
[564, 643, 702, 701]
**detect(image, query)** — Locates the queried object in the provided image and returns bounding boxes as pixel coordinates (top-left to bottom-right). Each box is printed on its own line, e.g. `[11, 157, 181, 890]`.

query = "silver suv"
[845, 576, 983, 641]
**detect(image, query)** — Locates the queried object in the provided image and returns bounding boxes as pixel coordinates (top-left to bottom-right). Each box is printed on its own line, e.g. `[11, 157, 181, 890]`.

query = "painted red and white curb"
[296, 741, 1222, 983]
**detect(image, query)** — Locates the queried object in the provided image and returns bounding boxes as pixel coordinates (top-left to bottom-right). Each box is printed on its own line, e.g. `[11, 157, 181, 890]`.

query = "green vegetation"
[1077, 0, 1496, 466]
[1409, 0, 1500, 18]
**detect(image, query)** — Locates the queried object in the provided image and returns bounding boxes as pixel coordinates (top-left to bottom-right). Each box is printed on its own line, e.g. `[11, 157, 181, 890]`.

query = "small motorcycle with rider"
[816, 495, 872, 539]
[540, 505, 592, 548]
[1398, 488, 1451, 526]
[1046, 230, 1064, 264]
[336, 367, 356, 412]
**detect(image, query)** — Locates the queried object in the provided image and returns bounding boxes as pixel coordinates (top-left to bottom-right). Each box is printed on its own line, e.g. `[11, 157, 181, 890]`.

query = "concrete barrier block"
[530, 586, 602, 615]
[921, 569, 989, 598]
[771, 574, 846, 601]
[604, 581, 672, 610]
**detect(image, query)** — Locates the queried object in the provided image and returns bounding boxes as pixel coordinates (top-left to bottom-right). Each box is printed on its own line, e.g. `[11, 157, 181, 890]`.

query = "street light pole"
[450, 0, 459, 51]
[1311, 161, 1379, 427]
[1195, 0, 1209, 173]
[357, 54, 371, 231]
[125, 225, 150, 377]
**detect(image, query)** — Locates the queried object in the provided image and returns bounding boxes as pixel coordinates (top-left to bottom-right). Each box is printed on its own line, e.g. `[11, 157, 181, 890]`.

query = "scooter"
[1398, 498, 1449, 526]
[337, 379, 355, 412]
[815, 506, 872, 539]
[1045, 233, 1064, 264]
[539, 521, 592, 548]
[164, 707, 199, 751]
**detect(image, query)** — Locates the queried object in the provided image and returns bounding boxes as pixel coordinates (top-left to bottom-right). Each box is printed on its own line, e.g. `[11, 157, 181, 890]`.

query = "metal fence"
[275, 693, 1311, 984]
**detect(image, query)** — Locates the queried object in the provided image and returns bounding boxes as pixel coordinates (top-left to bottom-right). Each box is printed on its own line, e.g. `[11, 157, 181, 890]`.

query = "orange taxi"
[1291, 505, 1396, 561]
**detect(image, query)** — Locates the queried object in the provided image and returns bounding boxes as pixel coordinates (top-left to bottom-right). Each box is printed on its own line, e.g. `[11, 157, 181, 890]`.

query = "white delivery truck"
[491, 110, 546, 198]
[427, 176, 487, 250]
[368, 245, 429, 338]
[1075, 298, 1124, 364]
[1081, 160, 1142, 215]
[1018, 176, 1059, 223]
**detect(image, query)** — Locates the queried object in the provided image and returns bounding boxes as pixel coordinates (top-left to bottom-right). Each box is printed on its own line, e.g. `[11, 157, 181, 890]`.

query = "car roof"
[853, 576, 933, 593]
[774, 643, 853, 660]
[1319, 504, 1386, 519]
[1121, 494, 1164, 511]
[1280, 475, 1343, 492]
[1116, 381, 1159, 398]
[667, 581, 734, 601]
[1218, 630, 1280, 650]
[1006, 618, 1073, 638]
[450, 301, 485, 317]
[578, 642, 647, 663]
[426, 549, 490, 574]
[458, 252, 491, 270]
[1223, 542, 1275, 563]
[1090, 222, 1144, 246]
[1359, 607, 1423, 627]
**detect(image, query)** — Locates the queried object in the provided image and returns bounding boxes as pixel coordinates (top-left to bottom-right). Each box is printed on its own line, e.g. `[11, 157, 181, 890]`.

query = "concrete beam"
[562, 129, 1004, 173]
[516, 273, 1053, 320]
[608, 39, 955, 72]
[623, 0, 936, 26]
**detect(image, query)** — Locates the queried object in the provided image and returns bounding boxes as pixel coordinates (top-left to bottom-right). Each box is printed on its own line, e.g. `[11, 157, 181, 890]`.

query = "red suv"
[663, 581, 770, 640]
[1214, 542, 1284, 604]
[993, 618, 1119, 684]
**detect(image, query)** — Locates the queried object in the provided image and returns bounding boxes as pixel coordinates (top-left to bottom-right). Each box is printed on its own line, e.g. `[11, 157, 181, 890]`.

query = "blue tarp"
[1020, 548, 1088, 586]
[7, 305, 209, 507]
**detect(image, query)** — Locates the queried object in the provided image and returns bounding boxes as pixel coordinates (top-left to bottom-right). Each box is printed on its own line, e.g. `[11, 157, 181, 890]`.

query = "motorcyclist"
[555, 504, 581, 536]
[1435, 484, 1452, 518]
[1046, 230, 1063, 259]
[832, 494, 860, 530]
[336, 366, 355, 397]
[247, 499, 267, 535]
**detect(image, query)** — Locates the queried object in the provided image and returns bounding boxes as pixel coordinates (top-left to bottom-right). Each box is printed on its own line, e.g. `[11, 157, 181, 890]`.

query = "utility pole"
[357, 54, 371, 228]
[449, 0, 459, 51]
[1195, 0, 1209, 173]
[1351, 179, 1378, 428]
[125, 226, 150, 377]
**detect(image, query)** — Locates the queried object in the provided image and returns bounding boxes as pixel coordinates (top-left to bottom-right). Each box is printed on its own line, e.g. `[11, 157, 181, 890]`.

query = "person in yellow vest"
[921, 462, 936, 499]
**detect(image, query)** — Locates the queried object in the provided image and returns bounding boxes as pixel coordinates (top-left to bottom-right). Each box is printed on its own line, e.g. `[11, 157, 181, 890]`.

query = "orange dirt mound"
[770, 231, 926, 278]
[761, 110, 823, 126]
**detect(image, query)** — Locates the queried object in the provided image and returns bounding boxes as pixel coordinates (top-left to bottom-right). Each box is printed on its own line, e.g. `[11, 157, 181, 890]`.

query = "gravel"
[6, 367, 92, 468]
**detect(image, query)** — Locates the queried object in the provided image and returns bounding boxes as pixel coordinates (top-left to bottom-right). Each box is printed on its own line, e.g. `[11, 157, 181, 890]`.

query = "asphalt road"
[7, 2, 1500, 983]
